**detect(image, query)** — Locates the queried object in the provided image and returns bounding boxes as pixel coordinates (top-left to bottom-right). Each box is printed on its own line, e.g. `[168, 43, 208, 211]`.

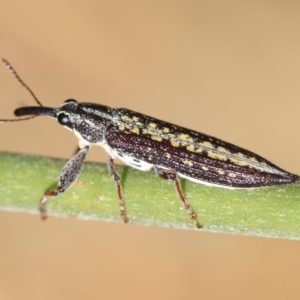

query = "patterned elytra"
[1, 59, 299, 228]
[15, 100, 299, 188]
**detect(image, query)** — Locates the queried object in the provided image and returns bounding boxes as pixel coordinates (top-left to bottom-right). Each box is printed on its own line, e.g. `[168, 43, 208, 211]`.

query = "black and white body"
[1, 59, 299, 228]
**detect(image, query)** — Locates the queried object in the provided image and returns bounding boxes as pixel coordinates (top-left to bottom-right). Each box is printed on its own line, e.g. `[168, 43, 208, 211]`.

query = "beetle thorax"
[57, 100, 114, 145]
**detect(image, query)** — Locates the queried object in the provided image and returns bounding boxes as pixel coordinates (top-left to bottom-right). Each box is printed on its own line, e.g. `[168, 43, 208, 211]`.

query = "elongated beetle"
[1, 59, 299, 228]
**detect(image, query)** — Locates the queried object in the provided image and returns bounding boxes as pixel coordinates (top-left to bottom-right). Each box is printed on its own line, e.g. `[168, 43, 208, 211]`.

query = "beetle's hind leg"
[154, 165, 202, 228]
[40, 146, 90, 219]
[107, 157, 129, 223]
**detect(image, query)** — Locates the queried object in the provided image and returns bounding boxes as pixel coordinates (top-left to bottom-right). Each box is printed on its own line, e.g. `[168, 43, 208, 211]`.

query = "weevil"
[1, 59, 299, 228]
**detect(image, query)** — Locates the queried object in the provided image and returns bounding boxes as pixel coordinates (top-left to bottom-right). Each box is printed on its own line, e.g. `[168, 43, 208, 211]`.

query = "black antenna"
[0, 59, 43, 123]
[2, 58, 43, 106]
[0, 115, 37, 123]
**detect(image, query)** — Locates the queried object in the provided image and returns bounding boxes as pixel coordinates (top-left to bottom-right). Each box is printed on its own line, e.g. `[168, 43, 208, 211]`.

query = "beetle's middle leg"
[154, 165, 202, 228]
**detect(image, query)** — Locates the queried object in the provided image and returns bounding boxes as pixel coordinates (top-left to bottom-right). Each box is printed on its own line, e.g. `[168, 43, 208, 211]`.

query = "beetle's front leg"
[154, 165, 202, 228]
[107, 156, 128, 223]
[40, 145, 90, 219]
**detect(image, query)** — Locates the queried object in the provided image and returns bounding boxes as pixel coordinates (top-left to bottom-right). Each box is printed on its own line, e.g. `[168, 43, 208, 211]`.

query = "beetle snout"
[14, 106, 58, 118]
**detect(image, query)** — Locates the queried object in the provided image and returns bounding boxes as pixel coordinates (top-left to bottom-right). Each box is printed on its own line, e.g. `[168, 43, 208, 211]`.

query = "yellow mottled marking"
[228, 173, 236, 178]
[163, 127, 170, 133]
[121, 115, 132, 122]
[183, 160, 193, 167]
[230, 159, 248, 167]
[217, 146, 231, 154]
[202, 166, 209, 171]
[118, 125, 125, 131]
[171, 140, 180, 147]
[186, 145, 195, 152]
[179, 141, 188, 146]
[218, 170, 225, 175]
[130, 127, 140, 134]
[195, 148, 203, 153]
[199, 141, 215, 149]
[250, 157, 259, 163]
[236, 152, 245, 158]
[179, 133, 190, 140]
[149, 123, 157, 128]
[165, 153, 171, 159]
[207, 151, 227, 161]
[151, 135, 162, 142]
[132, 116, 139, 122]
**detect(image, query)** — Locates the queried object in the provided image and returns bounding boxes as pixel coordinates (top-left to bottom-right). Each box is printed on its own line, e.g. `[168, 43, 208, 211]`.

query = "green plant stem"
[1, 152, 300, 239]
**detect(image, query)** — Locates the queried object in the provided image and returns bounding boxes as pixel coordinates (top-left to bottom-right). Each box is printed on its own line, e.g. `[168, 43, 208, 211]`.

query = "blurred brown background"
[1, 1, 300, 299]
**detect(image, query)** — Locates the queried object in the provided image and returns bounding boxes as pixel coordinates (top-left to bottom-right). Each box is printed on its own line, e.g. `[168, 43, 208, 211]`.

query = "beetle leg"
[107, 157, 128, 223]
[40, 145, 90, 219]
[154, 165, 202, 228]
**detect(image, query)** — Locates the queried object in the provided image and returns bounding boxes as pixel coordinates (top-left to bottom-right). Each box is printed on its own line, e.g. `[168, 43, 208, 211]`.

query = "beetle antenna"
[2, 58, 43, 107]
[0, 59, 41, 122]
[0, 115, 37, 123]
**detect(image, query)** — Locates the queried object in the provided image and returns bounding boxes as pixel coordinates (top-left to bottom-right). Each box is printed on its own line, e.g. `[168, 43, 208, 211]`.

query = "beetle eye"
[57, 113, 70, 125]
